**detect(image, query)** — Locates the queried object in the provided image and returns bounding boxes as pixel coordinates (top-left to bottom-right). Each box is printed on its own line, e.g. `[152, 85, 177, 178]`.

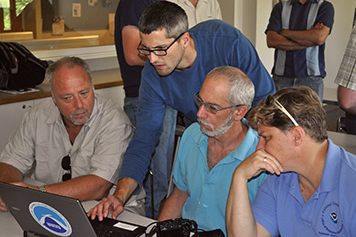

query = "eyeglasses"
[137, 32, 185, 56]
[61, 155, 71, 181]
[264, 94, 299, 126]
[194, 92, 243, 114]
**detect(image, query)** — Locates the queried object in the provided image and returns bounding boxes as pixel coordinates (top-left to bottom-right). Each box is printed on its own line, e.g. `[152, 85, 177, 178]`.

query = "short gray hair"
[206, 66, 255, 110]
[46, 56, 92, 92]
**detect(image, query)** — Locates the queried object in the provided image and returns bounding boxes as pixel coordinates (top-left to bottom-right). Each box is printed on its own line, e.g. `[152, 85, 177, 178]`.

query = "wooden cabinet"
[0, 100, 34, 151]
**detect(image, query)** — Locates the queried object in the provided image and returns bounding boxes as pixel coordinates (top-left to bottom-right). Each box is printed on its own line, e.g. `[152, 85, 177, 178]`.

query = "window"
[0, 0, 118, 52]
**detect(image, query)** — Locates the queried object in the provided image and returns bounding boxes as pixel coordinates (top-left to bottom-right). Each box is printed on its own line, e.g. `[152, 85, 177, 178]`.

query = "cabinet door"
[0, 101, 34, 152]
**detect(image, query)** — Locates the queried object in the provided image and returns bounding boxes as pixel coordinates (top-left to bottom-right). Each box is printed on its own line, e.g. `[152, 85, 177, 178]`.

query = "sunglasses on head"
[264, 94, 299, 127]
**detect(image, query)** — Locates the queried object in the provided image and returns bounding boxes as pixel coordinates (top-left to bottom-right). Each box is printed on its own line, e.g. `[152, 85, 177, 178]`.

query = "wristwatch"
[38, 185, 47, 192]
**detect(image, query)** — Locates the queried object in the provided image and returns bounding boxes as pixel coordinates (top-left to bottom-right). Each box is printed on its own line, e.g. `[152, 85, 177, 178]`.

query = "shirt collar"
[194, 118, 258, 163]
[177, 0, 208, 6]
[290, 0, 318, 4]
[318, 139, 341, 192]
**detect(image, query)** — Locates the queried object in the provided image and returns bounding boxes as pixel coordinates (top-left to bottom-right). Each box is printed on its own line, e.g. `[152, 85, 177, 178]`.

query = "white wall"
[323, 0, 355, 90]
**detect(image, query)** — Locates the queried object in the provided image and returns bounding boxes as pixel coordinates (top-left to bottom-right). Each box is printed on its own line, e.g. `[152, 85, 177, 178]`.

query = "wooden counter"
[0, 68, 123, 105]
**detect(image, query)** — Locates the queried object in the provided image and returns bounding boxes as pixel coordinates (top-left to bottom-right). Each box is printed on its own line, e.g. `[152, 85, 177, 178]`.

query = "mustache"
[72, 108, 89, 115]
[197, 117, 213, 129]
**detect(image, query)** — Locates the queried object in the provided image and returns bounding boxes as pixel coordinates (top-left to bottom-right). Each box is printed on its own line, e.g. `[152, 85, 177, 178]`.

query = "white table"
[0, 200, 154, 236]
[328, 131, 356, 155]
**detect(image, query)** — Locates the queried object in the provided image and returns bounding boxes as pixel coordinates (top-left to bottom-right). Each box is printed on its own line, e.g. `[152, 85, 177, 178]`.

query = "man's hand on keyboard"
[87, 195, 124, 221]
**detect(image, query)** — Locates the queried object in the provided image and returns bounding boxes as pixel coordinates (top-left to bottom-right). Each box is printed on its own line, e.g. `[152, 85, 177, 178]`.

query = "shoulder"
[320, 1, 334, 8]
[180, 123, 204, 145]
[94, 95, 131, 125]
[182, 123, 201, 139]
[190, 19, 241, 39]
[319, 1, 334, 15]
[25, 98, 57, 119]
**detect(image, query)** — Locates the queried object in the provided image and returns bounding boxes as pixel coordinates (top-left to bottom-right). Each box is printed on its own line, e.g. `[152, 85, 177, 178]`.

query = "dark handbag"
[0, 41, 49, 90]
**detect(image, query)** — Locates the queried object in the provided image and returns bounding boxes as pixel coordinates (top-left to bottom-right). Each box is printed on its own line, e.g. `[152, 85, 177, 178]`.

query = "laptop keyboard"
[93, 227, 126, 237]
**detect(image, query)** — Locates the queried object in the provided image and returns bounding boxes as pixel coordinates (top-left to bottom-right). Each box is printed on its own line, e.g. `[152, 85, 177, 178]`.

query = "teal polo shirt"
[173, 120, 267, 235]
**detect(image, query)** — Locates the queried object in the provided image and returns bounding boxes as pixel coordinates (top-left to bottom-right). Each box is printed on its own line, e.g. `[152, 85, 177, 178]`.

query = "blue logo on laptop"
[29, 202, 72, 236]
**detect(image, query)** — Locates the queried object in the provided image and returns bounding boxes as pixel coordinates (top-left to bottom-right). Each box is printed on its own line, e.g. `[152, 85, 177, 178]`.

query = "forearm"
[157, 187, 188, 221]
[0, 163, 24, 212]
[0, 163, 23, 183]
[280, 25, 329, 47]
[122, 25, 147, 66]
[266, 30, 306, 51]
[43, 175, 112, 201]
[226, 174, 257, 237]
[338, 86, 356, 114]
[112, 177, 138, 205]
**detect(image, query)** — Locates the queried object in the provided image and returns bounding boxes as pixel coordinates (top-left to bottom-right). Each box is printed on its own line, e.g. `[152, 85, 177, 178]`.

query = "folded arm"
[267, 23, 330, 51]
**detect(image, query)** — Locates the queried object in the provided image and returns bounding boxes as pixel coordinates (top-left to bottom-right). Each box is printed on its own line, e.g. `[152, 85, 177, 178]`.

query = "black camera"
[156, 218, 198, 237]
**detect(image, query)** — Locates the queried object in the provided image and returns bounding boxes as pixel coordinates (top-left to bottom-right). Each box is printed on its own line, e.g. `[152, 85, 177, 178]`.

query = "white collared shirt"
[168, 0, 222, 28]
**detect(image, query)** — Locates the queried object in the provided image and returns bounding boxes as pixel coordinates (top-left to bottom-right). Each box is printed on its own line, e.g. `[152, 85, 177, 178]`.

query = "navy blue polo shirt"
[266, 0, 334, 78]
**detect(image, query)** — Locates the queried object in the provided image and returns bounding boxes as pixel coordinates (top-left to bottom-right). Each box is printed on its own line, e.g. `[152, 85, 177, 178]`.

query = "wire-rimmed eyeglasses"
[264, 94, 299, 126]
[194, 92, 244, 114]
[137, 32, 186, 56]
[61, 155, 71, 182]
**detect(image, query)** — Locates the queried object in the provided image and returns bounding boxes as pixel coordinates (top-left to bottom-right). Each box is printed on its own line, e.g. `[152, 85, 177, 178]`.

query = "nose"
[196, 104, 207, 119]
[256, 137, 266, 150]
[148, 52, 159, 63]
[73, 96, 84, 109]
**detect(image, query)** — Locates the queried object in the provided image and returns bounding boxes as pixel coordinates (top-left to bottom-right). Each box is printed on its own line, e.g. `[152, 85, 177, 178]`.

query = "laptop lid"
[0, 182, 146, 237]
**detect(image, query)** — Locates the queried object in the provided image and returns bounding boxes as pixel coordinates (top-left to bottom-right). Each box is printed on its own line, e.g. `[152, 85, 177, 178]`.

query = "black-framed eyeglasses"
[264, 94, 299, 127]
[194, 92, 244, 114]
[61, 155, 71, 181]
[137, 32, 186, 56]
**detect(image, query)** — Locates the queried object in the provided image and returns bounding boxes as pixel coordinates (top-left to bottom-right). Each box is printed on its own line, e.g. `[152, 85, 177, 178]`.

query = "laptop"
[0, 181, 147, 237]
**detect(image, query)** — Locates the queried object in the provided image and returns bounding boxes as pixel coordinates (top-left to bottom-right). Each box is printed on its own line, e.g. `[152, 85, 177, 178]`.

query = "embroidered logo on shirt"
[330, 212, 338, 224]
[319, 202, 344, 236]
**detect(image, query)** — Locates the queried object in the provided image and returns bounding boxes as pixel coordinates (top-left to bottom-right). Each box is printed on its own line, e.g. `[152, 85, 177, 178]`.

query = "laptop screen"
[0, 182, 146, 237]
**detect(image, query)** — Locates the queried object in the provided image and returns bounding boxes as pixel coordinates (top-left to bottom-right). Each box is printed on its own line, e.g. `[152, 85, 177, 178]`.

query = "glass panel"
[0, 0, 118, 51]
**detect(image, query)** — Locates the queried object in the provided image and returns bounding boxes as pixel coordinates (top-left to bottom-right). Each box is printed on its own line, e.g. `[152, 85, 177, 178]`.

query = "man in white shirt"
[168, 0, 222, 28]
[0, 56, 145, 215]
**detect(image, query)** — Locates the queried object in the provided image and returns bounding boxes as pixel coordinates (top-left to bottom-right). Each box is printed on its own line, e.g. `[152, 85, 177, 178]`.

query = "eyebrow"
[141, 42, 169, 49]
[199, 94, 226, 108]
[79, 88, 90, 93]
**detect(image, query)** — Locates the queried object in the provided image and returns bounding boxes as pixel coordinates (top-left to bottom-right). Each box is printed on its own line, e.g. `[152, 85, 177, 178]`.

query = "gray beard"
[197, 112, 234, 137]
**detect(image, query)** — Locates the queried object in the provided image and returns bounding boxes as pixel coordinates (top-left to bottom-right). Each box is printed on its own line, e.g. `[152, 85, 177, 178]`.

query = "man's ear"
[292, 126, 305, 146]
[234, 106, 248, 121]
[181, 32, 190, 47]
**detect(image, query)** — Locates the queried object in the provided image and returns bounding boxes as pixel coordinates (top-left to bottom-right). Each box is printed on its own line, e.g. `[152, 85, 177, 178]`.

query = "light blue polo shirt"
[252, 139, 356, 236]
[173, 120, 267, 235]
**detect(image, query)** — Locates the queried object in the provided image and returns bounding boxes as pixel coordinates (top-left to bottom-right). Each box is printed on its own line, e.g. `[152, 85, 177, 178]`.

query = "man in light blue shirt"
[157, 66, 267, 235]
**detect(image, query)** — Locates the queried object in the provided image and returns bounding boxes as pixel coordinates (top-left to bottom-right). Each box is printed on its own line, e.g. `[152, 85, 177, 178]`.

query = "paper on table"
[0, 88, 40, 95]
